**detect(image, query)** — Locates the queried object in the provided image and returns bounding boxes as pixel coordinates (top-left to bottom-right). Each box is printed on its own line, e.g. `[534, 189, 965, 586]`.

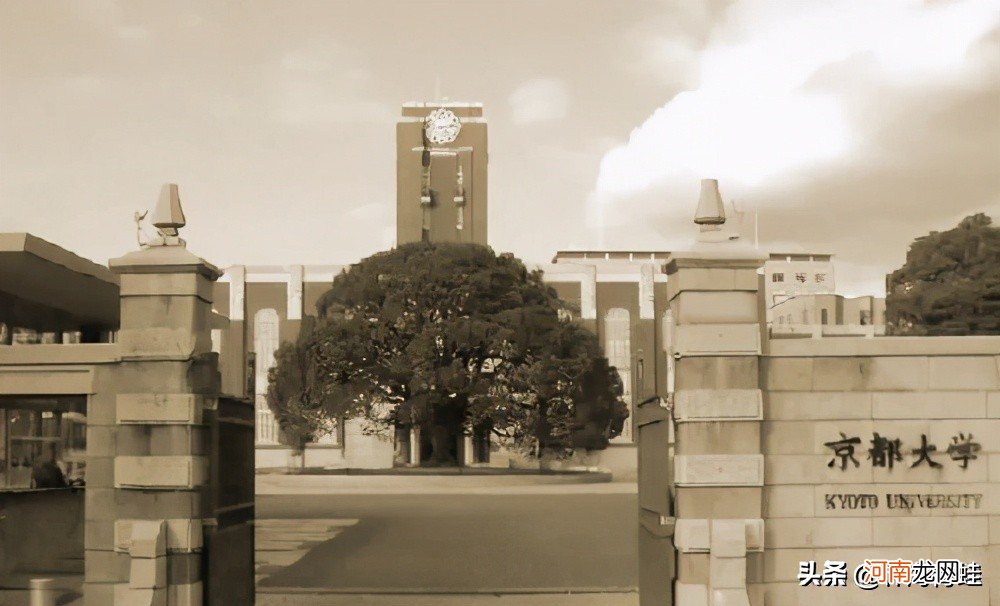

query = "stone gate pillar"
[87, 184, 221, 605]
[666, 249, 767, 606]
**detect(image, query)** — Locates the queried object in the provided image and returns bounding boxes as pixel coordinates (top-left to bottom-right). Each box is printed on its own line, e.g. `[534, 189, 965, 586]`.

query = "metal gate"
[636, 396, 675, 606]
[203, 395, 256, 605]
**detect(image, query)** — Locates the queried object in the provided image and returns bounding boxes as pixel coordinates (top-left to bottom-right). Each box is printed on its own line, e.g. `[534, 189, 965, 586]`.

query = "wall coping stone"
[109, 245, 221, 280]
[665, 250, 768, 274]
[767, 336, 1000, 357]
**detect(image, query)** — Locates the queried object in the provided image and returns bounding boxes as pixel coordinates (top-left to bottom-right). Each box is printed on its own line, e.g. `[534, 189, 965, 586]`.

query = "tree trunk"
[428, 422, 457, 466]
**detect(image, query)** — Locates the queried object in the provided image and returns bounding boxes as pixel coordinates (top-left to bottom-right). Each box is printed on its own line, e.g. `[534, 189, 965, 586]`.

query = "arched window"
[253, 309, 281, 444]
[604, 308, 632, 442]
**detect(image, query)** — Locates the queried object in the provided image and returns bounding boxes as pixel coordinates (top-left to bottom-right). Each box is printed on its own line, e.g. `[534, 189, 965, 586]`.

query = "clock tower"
[396, 101, 488, 246]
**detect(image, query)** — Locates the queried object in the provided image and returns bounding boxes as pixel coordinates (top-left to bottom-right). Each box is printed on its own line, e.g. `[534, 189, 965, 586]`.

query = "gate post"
[87, 184, 224, 605]
[663, 249, 766, 606]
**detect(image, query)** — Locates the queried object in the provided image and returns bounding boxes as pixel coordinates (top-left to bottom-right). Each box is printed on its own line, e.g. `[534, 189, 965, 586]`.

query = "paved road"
[255, 593, 638, 605]
[255, 490, 638, 593]
[256, 474, 632, 495]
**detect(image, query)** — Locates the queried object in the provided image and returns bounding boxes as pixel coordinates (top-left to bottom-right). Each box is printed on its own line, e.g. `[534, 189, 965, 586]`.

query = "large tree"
[267, 242, 628, 465]
[886, 213, 1000, 335]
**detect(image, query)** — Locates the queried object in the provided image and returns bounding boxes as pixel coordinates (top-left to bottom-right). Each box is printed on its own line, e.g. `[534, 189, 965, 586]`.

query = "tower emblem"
[424, 108, 461, 144]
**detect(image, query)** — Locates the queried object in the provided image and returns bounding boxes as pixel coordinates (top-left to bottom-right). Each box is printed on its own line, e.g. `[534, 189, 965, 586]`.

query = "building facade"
[211, 265, 350, 468]
[542, 251, 674, 445]
[396, 102, 487, 246]
[222, 252, 672, 472]
[763, 252, 835, 312]
[216, 102, 888, 475]
[770, 293, 887, 338]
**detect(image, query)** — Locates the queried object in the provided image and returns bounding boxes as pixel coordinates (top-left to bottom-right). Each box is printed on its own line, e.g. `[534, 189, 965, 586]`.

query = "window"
[0, 397, 86, 489]
[253, 309, 281, 444]
[802, 310, 810, 324]
[860, 310, 872, 326]
[604, 308, 632, 442]
[772, 273, 784, 283]
[821, 309, 829, 325]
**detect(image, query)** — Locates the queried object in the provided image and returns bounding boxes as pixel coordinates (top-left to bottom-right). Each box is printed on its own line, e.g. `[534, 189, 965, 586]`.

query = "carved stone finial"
[694, 178, 726, 228]
[149, 183, 187, 247]
[694, 178, 737, 244]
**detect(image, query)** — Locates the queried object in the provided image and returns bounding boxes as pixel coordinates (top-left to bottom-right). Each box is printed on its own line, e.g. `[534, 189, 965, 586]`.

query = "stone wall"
[757, 337, 999, 605]
[649, 245, 999, 606]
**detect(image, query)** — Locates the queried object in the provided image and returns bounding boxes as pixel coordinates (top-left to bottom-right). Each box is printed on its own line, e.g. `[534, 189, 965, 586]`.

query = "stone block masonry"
[757, 338, 1000, 604]
[657, 250, 768, 606]
[82, 226, 223, 605]
[642, 240, 1000, 605]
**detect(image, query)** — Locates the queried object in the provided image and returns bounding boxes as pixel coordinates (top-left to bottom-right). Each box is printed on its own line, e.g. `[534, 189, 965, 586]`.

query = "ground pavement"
[255, 474, 639, 605]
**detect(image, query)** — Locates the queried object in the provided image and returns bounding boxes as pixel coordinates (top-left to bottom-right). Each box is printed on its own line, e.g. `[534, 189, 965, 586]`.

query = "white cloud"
[509, 78, 569, 125]
[593, 0, 999, 203]
[116, 25, 150, 40]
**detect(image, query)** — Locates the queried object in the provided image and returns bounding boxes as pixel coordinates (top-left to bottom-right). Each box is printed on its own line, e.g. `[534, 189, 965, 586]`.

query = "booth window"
[0, 396, 86, 489]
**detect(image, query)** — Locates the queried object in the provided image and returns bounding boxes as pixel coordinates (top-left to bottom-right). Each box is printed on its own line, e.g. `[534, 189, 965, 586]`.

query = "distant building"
[543, 251, 673, 445]
[770, 293, 886, 338]
[0, 113, 898, 484]
[396, 102, 487, 246]
[228, 154, 885, 471]
[212, 265, 348, 468]
[763, 252, 835, 313]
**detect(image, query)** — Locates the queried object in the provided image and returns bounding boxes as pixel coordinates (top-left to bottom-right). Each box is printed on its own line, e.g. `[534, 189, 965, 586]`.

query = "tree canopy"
[886, 213, 1000, 335]
[267, 242, 628, 464]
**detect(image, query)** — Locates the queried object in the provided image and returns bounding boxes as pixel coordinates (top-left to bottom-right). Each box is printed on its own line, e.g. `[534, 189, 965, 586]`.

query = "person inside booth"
[31, 450, 68, 489]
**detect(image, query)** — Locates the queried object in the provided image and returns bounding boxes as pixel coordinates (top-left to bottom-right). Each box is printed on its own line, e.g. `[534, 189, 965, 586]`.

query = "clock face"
[424, 108, 461, 144]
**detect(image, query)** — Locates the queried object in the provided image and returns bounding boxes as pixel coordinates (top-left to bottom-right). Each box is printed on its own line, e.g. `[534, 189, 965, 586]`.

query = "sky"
[1, 0, 998, 296]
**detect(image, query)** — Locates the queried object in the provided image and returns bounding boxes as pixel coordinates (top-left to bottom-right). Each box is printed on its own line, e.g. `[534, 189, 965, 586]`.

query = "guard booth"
[0, 186, 257, 605]
[636, 395, 675, 606]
